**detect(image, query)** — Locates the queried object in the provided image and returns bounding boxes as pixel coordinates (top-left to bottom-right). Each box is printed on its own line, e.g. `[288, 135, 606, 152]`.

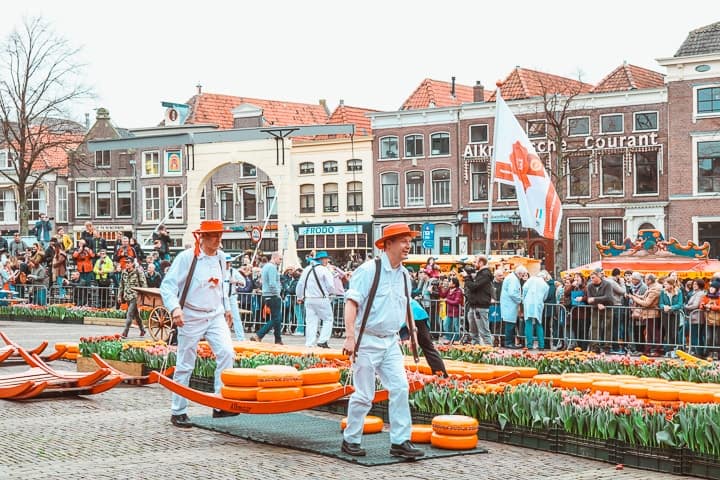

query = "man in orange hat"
[340, 222, 424, 459]
[160, 220, 236, 427]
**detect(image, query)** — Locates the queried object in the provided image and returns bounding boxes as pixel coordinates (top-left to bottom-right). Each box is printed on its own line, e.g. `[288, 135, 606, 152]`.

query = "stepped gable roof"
[592, 63, 665, 93]
[401, 78, 491, 110]
[185, 92, 329, 129]
[489, 67, 593, 101]
[675, 21, 720, 57]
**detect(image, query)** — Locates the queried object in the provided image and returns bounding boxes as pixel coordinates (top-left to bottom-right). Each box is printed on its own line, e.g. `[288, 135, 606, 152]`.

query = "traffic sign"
[421, 223, 435, 249]
[251, 226, 263, 244]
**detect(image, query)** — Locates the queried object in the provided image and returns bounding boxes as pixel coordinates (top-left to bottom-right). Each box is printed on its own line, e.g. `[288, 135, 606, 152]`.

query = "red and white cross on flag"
[493, 93, 562, 239]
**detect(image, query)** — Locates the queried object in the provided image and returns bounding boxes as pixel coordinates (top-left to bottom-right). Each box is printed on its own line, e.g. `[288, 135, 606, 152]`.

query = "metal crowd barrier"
[685, 308, 720, 359]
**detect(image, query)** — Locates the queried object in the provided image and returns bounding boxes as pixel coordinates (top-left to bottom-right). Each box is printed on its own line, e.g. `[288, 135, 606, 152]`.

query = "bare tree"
[0, 17, 91, 234]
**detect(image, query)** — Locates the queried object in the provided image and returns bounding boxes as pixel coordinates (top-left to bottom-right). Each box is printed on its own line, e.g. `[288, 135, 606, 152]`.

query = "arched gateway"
[88, 124, 354, 267]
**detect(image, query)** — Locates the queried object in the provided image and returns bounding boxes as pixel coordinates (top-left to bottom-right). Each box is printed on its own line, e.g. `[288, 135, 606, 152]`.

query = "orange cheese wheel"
[256, 387, 304, 402]
[299, 367, 341, 385]
[256, 370, 303, 388]
[591, 381, 621, 395]
[255, 364, 299, 373]
[340, 416, 384, 434]
[63, 352, 79, 360]
[430, 432, 478, 450]
[220, 385, 261, 401]
[431, 415, 479, 436]
[532, 374, 562, 386]
[56, 342, 79, 353]
[221, 368, 260, 387]
[560, 376, 594, 391]
[302, 382, 343, 397]
[618, 383, 648, 398]
[410, 424, 433, 444]
[714, 392, 720, 404]
[647, 386, 679, 401]
[516, 367, 539, 378]
[678, 389, 716, 403]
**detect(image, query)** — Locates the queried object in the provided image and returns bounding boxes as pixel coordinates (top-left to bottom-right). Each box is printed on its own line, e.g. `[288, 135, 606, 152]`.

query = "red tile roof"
[592, 63, 665, 93]
[327, 104, 377, 136]
[401, 78, 492, 110]
[185, 93, 329, 129]
[489, 67, 593, 101]
[38, 143, 75, 175]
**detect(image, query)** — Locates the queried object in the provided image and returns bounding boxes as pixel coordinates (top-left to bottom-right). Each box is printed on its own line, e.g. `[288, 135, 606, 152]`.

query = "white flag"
[493, 93, 562, 239]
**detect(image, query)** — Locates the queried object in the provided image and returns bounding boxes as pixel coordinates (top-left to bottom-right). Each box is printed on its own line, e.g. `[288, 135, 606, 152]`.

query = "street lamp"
[509, 211, 521, 239]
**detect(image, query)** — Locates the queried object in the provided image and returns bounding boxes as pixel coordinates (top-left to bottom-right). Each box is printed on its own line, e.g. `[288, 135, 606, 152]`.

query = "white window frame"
[0, 189, 17, 224]
[323, 182, 339, 213]
[694, 137, 720, 195]
[141, 150, 160, 177]
[600, 217, 625, 245]
[299, 162, 314, 175]
[567, 217, 591, 269]
[27, 189, 47, 220]
[633, 150, 660, 197]
[380, 171, 400, 208]
[468, 124, 489, 144]
[405, 171, 425, 208]
[599, 113, 624, 135]
[0, 149, 13, 170]
[403, 134, 424, 158]
[240, 163, 257, 178]
[75, 181, 91, 218]
[429, 132, 451, 157]
[347, 181, 362, 212]
[239, 186, 257, 221]
[470, 162, 489, 202]
[498, 183, 517, 201]
[527, 119, 547, 139]
[693, 83, 720, 119]
[218, 187, 235, 223]
[346, 158, 362, 172]
[633, 110, 659, 132]
[165, 185, 184, 223]
[430, 168, 451, 206]
[95, 150, 111, 169]
[567, 116, 590, 137]
[265, 186, 278, 219]
[322, 160, 338, 173]
[143, 186, 161, 222]
[299, 184, 314, 214]
[379, 136, 399, 160]
[116, 180, 132, 218]
[95, 181, 112, 218]
[566, 156, 592, 199]
[55, 185, 68, 223]
[599, 154, 624, 197]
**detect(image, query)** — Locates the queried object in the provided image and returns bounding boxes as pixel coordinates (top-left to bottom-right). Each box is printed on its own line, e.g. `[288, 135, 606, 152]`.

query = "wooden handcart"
[132, 287, 173, 342]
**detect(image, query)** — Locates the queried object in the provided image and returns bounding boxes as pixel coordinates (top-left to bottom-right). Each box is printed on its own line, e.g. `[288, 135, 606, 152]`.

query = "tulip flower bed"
[0, 304, 126, 324]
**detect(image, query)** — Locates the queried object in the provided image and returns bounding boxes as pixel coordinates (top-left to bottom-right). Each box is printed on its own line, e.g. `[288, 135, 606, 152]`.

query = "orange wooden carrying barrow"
[150, 370, 426, 415]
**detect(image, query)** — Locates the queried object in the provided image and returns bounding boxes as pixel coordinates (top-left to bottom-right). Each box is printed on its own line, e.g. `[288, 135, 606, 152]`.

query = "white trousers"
[343, 334, 411, 445]
[171, 312, 235, 415]
[304, 298, 333, 347]
[229, 295, 245, 341]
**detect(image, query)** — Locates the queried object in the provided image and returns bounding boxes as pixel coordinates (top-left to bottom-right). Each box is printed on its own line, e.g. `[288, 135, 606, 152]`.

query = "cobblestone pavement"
[0, 321, 698, 480]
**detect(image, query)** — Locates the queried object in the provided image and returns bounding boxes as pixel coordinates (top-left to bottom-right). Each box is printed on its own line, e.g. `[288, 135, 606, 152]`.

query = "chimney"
[96, 108, 110, 120]
[451, 76, 456, 98]
[473, 81, 485, 103]
[319, 99, 329, 115]
[339, 99, 345, 107]
[85, 112, 90, 130]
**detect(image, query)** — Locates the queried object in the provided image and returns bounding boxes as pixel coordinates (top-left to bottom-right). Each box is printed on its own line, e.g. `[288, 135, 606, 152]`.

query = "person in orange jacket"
[72, 238, 95, 286]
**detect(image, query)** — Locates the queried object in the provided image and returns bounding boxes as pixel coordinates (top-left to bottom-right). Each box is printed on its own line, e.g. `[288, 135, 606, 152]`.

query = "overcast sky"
[0, 1, 715, 128]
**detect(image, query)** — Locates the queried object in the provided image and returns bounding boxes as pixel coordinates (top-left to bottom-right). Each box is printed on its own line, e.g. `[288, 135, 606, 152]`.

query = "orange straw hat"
[193, 220, 231, 235]
[374, 222, 419, 249]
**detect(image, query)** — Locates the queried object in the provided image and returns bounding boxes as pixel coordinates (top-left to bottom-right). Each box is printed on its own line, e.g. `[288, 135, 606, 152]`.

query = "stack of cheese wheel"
[220, 368, 261, 400]
[255, 365, 304, 401]
[56, 342, 79, 360]
[410, 424, 434, 443]
[299, 367, 342, 396]
[340, 416, 384, 434]
[430, 415, 478, 450]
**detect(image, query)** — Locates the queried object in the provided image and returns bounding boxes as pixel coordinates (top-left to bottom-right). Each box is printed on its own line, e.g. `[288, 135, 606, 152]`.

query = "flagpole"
[485, 82, 503, 257]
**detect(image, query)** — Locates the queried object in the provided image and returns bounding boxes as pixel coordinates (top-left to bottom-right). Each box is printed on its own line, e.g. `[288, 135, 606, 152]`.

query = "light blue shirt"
[261, 261, 281, 297]
[345, 253, 411, 337]
[160, 248, 229, 315]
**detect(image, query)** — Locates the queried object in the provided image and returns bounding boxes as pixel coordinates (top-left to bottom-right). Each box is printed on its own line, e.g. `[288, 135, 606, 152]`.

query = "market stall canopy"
[403, 254, 541, 275]
[563, 229, 720, 279]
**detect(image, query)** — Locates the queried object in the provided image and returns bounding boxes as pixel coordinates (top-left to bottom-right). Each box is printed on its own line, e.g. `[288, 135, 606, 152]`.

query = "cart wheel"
[148, 307, 173, 342]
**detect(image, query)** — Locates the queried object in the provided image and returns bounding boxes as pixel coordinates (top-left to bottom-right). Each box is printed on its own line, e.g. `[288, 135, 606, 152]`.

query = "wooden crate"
[76, 356, 146, 376]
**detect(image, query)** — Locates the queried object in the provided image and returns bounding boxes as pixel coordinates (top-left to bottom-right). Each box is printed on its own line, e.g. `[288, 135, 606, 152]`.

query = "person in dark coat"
[462, 255, 495, 345]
